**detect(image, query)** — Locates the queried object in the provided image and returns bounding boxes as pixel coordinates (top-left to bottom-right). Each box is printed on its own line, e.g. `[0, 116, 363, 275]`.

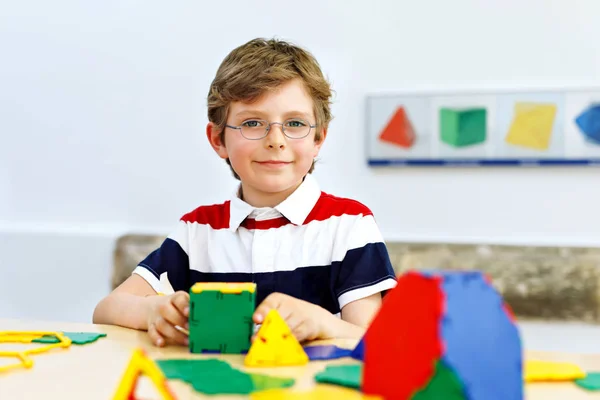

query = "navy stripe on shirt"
[138, 239, 395, 314]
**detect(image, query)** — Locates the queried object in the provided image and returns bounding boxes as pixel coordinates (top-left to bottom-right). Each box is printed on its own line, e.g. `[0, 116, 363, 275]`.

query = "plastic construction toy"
[356, 270, 523, 400]
[188, 282, 256, 354]
[113, 348, 176, 400]
[0, 331, 72, 372]
[244, 309, 308, 367]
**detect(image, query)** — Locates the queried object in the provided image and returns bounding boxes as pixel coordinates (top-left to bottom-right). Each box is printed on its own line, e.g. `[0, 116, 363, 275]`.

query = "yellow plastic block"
[505, 102, 557, 150]
[244, 310, 308, 367]
[113, 348, 176, 400]
[251, 385, 382, 399]
[191, 282, 257, 294]
[0, 331, 71, 372]
[524, 360, 586, 382]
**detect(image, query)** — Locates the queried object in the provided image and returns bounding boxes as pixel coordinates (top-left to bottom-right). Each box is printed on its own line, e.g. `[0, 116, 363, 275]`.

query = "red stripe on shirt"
[180, 201, 230, 229]
[241, 216, 290, 230]
[304, 193, 373, 224]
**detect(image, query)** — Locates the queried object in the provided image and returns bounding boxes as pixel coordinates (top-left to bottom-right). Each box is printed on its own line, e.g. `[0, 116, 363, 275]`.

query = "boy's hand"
[253, 293, 335, 343]
[146, 291, 189, 347]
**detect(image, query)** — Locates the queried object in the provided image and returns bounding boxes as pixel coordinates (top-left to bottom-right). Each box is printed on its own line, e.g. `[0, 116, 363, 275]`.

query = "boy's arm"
[92, 274, 159, 330]
[320, 293, 382, 339]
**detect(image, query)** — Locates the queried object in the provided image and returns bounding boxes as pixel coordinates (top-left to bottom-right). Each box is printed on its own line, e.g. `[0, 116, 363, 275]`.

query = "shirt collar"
[228, 174, 321, 231]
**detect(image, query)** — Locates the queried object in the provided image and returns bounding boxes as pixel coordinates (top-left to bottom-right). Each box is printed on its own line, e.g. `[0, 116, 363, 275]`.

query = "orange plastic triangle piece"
[112, 348, 176, 400]
[244, 310, 309, 367]
[378, 106, 416, 148]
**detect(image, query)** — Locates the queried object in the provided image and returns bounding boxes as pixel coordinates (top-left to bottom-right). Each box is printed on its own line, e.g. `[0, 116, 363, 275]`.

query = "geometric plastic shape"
[244, 309, 309, 367]
[250, 385, 381, 400]
[350, 338, 365, 361]
[505, 102, 557, 150]
[411, 360, 466, 400]
[440, 108, 487, 147]
[575, 372, 600, 391]
[156, 358, 294, 395]
[32, 332, 107, 345]
[188, 282, 256, 354]
[575, 104, 600, 144]
[440, 271, 523, 400]
[304, 345, 352, 361]
[314, 364, 362, 389]
[362, 271, 444, 399]
[112, 348, 176, 400]
[360, 270, 523, 400]
[524, 360, 586, 382]
[0, 331, 72, 372]
[378, 106, 416, 148]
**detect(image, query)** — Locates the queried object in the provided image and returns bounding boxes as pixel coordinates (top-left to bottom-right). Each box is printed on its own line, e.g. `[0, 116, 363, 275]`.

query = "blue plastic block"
[441, 272, 522, 400]
[304, 345, 352, 361]
[350, 338, 365, 361]
[575, 104, 600, 143]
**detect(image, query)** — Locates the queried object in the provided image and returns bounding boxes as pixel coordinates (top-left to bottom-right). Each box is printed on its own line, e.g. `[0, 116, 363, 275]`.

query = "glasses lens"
[240, 120, 268, 139]
[283, 119, 311, 138]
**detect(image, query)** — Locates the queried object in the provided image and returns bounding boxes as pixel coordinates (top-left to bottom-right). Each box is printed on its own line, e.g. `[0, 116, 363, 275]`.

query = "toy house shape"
[378, 106, 417, 148]
[360, 270, 523, 400]
[440, 107, 487, 147]
[575, 104, 600, 144]
[113, 348, 176, 400]
[244, 309, 308, 367]
[505, 102, 557, 151]
[189, 282, 256, 354]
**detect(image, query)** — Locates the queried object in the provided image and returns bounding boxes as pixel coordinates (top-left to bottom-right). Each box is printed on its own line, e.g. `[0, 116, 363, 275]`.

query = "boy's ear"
[206, 122, 229, 160]
[313, 127, 327, 156]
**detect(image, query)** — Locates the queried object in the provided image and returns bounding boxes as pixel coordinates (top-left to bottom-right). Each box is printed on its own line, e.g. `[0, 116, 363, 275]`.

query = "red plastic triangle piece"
[363, 272, 444, 399]
[378, 106, 416, 148]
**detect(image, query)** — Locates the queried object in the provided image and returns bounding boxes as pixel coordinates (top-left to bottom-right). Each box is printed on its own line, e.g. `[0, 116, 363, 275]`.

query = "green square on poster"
[440, 108, 487, 147]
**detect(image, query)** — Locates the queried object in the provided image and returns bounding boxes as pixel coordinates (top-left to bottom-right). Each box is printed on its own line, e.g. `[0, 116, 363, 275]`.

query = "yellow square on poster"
[505, 102, 557, 151]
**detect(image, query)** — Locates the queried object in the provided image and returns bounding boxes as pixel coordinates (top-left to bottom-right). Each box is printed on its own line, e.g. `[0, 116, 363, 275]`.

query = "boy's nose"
[265, 124, 286, 148]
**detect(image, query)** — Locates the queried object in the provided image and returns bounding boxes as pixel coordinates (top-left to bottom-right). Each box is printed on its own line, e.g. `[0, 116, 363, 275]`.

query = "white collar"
[228, 174, 321, 231]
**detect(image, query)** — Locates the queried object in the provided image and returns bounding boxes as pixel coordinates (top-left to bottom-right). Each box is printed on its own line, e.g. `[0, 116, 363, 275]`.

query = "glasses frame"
[225, 118, 317, 140]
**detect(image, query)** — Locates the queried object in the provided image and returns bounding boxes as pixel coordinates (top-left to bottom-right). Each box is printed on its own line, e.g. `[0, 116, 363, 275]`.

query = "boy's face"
[208, 78, 326, 204]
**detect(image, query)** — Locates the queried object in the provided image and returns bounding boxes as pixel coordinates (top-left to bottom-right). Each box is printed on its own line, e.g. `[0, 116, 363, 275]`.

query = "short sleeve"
[333, 213, 397, 310]
[132, 220, 190, 294]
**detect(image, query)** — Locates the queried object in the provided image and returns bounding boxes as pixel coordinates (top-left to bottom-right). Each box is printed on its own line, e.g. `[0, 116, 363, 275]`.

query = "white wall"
[1, 0, 599, 322]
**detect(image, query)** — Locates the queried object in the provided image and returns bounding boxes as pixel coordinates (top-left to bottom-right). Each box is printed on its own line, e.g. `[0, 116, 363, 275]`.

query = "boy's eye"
[242, 120, 264, 128]
[285, 119, 307, 128]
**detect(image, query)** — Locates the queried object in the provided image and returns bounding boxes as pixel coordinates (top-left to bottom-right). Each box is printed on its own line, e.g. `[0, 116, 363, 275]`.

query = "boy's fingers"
[171, 291, 190, 317]
[160, 299, 188, 329]
[148, 322, 165, 347]
[253, 293, 289, 323]
[155, 317, 189, 346]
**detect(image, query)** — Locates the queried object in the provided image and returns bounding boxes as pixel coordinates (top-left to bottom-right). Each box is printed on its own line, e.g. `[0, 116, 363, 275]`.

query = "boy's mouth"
[256, 160, 292, 166]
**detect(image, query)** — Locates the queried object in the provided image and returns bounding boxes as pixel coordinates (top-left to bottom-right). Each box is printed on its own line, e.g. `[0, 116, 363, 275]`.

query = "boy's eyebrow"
[234, 110, 314, 120]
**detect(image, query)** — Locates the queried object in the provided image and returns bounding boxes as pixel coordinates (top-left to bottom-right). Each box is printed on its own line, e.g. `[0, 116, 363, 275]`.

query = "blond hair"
[207, 38, 333, 179]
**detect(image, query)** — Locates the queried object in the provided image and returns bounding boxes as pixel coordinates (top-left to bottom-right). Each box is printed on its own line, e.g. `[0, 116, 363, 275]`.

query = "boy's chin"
[252, 176, 302, 194]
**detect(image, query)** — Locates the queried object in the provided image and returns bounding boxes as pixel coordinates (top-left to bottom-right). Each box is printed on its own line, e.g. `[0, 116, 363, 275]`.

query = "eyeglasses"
[225, 118, 317, 140]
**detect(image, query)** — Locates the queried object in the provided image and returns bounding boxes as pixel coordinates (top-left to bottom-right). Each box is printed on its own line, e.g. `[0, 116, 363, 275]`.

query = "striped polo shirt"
[133, 174, 397, 315]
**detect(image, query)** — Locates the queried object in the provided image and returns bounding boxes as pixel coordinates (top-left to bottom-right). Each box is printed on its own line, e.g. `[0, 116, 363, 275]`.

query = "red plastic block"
[363, 271, 444, 399]
[378, 106, 416, 148]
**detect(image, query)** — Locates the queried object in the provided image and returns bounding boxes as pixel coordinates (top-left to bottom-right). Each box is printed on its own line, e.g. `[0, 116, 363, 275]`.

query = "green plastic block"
[156, 358, 294, 395]
[575, 372, 600, 391]
[32, 332, 107, 345]
[188, 283, 256, 354]
[315, 364, 362, 389]
[411, 360, 466, 400]
[440, 108, 487, 147]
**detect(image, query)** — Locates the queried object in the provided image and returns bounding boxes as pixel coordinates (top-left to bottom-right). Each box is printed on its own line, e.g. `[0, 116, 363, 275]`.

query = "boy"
[93, 38, 397, 347]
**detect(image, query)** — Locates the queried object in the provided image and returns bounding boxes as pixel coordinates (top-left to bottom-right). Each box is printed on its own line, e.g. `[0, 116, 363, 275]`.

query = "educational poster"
[366, 89, 600, 166]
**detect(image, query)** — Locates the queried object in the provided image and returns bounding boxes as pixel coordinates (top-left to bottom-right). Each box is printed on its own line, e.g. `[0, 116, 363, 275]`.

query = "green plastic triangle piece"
[411, 360, 466, 400]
